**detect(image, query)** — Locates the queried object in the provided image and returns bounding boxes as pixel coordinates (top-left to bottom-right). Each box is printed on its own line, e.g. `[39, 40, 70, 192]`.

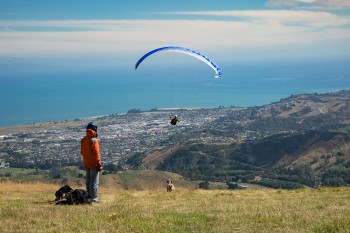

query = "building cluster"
[0, 108, 242, 168]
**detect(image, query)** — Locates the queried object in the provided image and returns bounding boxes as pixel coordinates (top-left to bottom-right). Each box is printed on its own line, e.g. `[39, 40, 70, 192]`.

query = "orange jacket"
[80, 129, 101, 169]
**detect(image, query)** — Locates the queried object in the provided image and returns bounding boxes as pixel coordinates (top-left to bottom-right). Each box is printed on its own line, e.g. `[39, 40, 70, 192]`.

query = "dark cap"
[87, 122, 98, 132]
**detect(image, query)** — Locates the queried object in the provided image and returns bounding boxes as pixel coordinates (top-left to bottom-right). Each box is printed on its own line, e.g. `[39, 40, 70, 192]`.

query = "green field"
[1, 182, 349, 233]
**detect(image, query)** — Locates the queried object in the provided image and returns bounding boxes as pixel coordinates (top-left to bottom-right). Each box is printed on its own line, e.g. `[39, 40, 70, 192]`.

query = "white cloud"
[266, 0, 350, 9]
[166, 10, 350, 27]
[266, 0, 316, 6]
[0, 11, 349, 61]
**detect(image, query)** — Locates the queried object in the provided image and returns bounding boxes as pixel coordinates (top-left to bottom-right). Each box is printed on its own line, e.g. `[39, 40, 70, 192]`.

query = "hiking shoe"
[87, 198, 99, 203]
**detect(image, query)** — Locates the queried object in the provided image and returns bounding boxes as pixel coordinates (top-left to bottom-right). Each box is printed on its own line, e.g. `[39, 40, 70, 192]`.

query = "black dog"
[65, 189, 92, 205]
[55, 185, 73, 202]
[55, 185, 92, 205]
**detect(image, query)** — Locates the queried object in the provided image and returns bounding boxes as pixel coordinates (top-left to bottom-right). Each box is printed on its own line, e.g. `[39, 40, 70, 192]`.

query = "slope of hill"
[128, 91, 350, 188]
[1, 90, 350, 189]
[1, 182, 349, 233]
[0, 166, 201, 191]
[212, 90, 350, 135]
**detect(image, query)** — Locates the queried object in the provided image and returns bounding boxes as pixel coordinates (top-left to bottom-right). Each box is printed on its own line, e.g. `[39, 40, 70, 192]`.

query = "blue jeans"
[86, 168, 99, 202]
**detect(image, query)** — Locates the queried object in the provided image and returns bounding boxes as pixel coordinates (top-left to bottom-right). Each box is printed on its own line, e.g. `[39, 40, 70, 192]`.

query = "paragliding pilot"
[170, 115, 180, 125]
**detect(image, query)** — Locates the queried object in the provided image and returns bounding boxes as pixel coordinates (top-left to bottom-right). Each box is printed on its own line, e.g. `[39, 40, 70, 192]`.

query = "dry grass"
[1, 182, 350, 233]
[0, 181, 59, 193]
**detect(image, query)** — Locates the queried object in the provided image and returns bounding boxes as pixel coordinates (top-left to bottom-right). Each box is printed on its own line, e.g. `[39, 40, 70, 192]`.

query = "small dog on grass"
[166, 179, 175, 192]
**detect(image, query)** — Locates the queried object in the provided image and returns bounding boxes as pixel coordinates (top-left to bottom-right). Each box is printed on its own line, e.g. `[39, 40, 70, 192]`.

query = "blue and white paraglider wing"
[135, 46, 222, 78]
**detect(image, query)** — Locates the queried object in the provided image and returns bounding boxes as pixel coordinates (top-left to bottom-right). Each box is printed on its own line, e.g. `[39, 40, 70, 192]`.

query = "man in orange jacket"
[81, 122, 102, 203]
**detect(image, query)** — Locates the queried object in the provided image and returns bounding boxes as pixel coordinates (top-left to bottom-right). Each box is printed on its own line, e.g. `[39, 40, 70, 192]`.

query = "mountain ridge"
[1, 90, 350, 189]
[127, 90, 350, 188]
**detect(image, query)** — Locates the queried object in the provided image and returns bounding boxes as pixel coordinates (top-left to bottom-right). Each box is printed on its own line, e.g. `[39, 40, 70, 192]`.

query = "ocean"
[1, 58, 350, 127]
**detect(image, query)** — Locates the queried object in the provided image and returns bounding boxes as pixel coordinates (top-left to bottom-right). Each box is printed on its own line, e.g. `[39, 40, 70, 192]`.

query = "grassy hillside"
[1, 183, 349, 233]
[137, 130, 350, 188]
[0, 167, 204, 190]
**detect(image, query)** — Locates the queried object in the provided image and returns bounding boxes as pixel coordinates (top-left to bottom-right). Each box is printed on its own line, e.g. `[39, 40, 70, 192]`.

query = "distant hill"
[127, 90, 350, 189]
[1, 90, 350, 189]
[213, 90, 350, 134]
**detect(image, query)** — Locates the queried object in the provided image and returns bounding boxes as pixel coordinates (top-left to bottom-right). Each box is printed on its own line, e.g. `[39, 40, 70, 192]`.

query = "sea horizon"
[1, 58, 350, 127]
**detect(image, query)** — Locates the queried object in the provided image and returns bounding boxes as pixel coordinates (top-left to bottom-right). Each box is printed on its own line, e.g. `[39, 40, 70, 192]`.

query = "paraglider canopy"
[135, 46, 222, 78]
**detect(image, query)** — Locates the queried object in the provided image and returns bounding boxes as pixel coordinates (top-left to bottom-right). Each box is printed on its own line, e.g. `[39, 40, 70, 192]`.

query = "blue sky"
[1, 0, 350, 69]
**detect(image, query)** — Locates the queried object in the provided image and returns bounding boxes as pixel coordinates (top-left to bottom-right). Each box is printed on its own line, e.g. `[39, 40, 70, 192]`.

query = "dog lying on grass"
[55, 185, 73, 202]
[166, 179, 175, 192]
[55, 185, 92, 205]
